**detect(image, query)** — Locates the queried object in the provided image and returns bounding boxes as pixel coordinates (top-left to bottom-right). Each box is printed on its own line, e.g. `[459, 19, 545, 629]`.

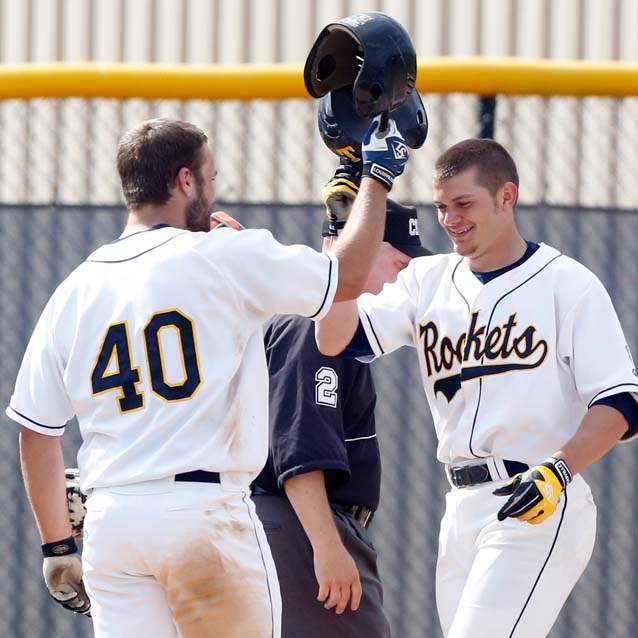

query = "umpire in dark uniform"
[252, 181, 430, 637]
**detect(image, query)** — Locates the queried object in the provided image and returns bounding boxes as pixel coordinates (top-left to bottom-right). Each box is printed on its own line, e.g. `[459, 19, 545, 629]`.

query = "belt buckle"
[448, 465, 466, 489]
[448, 463, 491, 488]
[350, 505, 373, 529]
[475, 464, 491, 484]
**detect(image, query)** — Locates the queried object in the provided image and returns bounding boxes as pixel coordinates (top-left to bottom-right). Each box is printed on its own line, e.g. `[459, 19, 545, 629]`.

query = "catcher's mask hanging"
[304, 12, 417, 118]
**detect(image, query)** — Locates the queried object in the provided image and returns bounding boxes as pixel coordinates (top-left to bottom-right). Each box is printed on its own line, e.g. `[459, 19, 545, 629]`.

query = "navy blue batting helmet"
[318, 84, 428, 161]
[304, 12, 417, 118]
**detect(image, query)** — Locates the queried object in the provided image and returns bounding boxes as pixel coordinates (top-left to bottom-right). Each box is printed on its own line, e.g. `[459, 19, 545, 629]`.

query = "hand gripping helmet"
[304, 12, 417, 118]
[318, 84, 428, 161]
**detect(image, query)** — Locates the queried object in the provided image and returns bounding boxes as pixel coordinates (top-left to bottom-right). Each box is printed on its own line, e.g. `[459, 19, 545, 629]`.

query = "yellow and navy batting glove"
[321, 161, 361, 235]
[493, 457, 573, 525]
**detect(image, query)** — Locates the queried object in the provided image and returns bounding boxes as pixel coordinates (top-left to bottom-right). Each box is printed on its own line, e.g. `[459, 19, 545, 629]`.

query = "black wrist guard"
[362, 163, 394, 191]
[42, 536, 78, 558]
[321, 218, 346, 237]
[336, 159, 362, 181]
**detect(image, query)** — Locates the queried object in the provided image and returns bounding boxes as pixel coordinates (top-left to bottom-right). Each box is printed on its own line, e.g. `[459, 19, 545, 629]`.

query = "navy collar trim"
[471, 241, 540, 285]
[111, 223, 172, 244]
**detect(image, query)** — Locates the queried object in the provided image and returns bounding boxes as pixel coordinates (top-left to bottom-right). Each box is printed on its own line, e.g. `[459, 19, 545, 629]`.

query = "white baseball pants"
[436, 474, 596, 638]
[81, 476, 281, 638]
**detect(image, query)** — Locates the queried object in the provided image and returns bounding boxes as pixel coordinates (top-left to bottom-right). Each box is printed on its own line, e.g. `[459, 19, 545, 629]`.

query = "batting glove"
[361, 115, 409, 191]
[42, 537, 91, 616]
[321, 160, 362, 235]
[65, 468, 87, 538]
[493, 457, 573, 525]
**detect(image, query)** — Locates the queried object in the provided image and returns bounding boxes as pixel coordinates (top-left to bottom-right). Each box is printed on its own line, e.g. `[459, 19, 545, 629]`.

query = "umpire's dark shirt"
[252, 314, 380, 510]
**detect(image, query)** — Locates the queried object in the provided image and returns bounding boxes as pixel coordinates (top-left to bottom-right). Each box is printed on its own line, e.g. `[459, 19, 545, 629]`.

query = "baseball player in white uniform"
[6, 116, 410, 637]
[316, 138, 638, 638]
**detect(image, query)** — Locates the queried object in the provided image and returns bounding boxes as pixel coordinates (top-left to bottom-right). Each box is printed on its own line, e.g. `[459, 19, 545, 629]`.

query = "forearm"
[332, 178, 387, 301]
[552, 404, 629, 476]
[20, 427, 72, 543]
[284, 470, 342, 552]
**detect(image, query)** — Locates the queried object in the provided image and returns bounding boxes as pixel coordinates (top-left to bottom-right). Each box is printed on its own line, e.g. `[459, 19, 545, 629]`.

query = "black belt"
[175, 470, 221, 484]
[447, 460, 529, 489]
[331, 503, 375, 529]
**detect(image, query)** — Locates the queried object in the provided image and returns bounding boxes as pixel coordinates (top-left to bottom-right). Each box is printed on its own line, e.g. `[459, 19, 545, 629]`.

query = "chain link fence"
[1, 196, 637, 637]
[1, 95, 638, 208]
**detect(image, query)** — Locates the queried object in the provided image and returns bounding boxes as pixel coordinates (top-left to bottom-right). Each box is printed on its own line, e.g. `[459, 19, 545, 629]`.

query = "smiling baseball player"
[316, 138, 638, 637]
[6, 116, 410, 637]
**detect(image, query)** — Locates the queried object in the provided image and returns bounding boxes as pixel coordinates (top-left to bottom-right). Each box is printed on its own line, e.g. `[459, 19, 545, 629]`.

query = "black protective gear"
[304, 12, 417, 118]
[318, 84, 427, 161]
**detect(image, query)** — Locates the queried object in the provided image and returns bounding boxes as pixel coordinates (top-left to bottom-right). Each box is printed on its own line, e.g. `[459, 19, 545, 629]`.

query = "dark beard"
[185, 181, 212, 232]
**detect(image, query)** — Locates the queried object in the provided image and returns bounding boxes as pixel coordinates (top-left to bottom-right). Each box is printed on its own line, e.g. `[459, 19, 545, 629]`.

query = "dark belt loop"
[503, 460, 529, 477]
[175, 470, 221, 484]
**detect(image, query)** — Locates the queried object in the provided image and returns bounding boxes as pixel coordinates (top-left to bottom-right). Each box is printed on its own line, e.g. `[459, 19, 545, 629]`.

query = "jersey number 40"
[90, 309, 201, 414]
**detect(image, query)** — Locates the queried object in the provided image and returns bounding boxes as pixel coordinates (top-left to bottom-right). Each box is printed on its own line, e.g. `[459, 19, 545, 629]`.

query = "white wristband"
[546, 457, 573, 488]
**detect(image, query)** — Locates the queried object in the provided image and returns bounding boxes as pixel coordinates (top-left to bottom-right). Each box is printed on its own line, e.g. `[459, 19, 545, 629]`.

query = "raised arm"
[313, 234, 359, 355]
[331, 179, 388, 302]
[331, 117, 409, 301]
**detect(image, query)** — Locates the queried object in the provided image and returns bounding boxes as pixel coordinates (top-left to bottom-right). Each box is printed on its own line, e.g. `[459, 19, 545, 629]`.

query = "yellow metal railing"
[0, 58, 637, 100]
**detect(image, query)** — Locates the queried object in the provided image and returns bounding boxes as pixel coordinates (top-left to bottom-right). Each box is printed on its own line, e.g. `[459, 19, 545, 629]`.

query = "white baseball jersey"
[357, 242, 638, 465]
[6, 225, 338, 491]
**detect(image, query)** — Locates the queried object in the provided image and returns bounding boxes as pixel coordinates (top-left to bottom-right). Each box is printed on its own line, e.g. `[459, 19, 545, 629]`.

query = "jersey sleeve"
[5, 294, 74, 436]
[211, 228, 338, 322]
[557, 275, 638, 440]
[356, 259, 420, 359]
[266, 320, 350, 489]
[591, 393, 638, 439]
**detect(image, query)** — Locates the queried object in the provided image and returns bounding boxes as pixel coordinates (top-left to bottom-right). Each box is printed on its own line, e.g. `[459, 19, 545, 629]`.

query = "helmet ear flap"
[317, 86, 365, 159]
[317, 84, 428, 160]
[392, 90, 428, 149]
[321, 95, 345, 141]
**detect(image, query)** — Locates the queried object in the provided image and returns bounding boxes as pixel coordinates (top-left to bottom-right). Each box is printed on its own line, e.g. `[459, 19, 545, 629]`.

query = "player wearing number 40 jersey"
[317, 138, 638, 638]
[6, 116, 411, 637]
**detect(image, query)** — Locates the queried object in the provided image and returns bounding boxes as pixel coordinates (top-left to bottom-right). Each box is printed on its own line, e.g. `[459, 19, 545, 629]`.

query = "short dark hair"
[117, 118, 208, 207]
[433, 138, 519, 196]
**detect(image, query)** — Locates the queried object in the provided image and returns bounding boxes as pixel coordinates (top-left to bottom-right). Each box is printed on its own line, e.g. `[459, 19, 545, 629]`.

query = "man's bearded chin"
[185, 189, 213, 232]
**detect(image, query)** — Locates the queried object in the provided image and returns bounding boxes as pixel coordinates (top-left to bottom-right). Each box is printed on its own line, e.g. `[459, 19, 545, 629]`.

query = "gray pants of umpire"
[253, 493, 391, 638]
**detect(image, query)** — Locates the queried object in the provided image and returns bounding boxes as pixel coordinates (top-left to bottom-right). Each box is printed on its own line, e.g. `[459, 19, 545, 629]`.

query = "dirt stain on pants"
[157, 514, 276, 638]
